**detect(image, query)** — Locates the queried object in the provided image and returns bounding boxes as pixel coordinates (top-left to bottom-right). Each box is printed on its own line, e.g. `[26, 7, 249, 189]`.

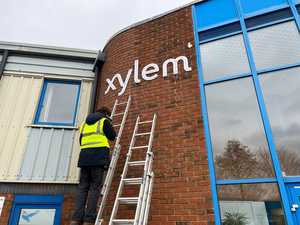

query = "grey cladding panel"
[56, 130, 75, 181]
[31, 129, 53, 180]
[19, 128, 42, 179]
[44, 129, 65, 181]
[19, 128, 76, 182]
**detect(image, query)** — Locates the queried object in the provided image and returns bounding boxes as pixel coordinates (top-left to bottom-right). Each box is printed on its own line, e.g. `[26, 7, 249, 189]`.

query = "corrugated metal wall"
[5, 55, 95, 77]
[0, 75, 43, 180]
[0, 74, 92, 183]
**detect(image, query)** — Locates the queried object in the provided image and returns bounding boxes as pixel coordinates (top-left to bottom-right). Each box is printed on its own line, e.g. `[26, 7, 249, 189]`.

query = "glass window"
[18, 209, 56, 225]
[218, 183, 287, 225]
[35, 80, 80, 126]
[205, 78, 274, 180]
[200, 34, 250, 81]
[241, 0, 287, 15]
[248, 21, 300, 70]
[260, 67, 300, 176]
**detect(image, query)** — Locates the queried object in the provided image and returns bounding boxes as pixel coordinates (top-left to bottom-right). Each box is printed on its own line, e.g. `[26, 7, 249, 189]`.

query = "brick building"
[1, 0, 300, 225]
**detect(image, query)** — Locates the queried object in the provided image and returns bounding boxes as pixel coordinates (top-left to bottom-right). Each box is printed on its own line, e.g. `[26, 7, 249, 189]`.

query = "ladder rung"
[113, 124, 121, 127]
[118, 197, 138, 204]
[135, 132, 151, 136]
[123, 178, 143, 185]
[116, 101, 127, 106]
[138, 120, 153, 124]
[112, 219, 134, 224]
[113, 112, 125, 116]
[131, 145, 148, 149]
[128, 161, 146, 166]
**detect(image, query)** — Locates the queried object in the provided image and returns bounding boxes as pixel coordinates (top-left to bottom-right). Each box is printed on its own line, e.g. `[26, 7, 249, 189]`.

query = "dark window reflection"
[260, 67, 300, 176]
[205, 78, 275, 179]
[218, 183, 287, 225]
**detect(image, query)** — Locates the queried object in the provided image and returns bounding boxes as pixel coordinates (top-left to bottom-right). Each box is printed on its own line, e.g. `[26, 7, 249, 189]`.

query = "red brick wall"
[96, 6, 214, 225]
[0, 194, 13, 225]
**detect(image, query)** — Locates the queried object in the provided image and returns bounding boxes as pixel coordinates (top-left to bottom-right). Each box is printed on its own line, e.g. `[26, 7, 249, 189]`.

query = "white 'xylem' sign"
[105, 55, 192, 96]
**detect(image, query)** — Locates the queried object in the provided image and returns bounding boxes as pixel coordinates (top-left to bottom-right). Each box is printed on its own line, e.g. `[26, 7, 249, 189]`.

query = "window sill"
[26, 124, 79, 130]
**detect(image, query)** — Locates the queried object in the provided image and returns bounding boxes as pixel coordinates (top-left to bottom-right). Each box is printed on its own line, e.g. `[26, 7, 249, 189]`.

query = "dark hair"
[96, 106, 111, 117]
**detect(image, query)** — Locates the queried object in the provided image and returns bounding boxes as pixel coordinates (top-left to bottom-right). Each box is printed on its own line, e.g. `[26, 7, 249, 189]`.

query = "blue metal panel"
[284, 177, 300, 183]
[192, 5, 222, 225]
[234, 0, 294, 224]
[195, 0, 238, 30]
[241, 0, 287, 14]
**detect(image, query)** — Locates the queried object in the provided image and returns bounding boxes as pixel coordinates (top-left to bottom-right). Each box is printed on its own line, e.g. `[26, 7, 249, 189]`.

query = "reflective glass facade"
[193, 0, 300, 224]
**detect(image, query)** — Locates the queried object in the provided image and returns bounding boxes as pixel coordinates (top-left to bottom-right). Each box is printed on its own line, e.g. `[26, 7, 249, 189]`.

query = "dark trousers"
[72, 167, 104, 223]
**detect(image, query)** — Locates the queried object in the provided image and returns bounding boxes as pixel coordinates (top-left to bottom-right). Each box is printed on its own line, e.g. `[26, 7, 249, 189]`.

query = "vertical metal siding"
[68, 80, 93, 182]
[17, 80, 92, 183]
[0, 75, 42, 180]
[19, 128, 76, 181]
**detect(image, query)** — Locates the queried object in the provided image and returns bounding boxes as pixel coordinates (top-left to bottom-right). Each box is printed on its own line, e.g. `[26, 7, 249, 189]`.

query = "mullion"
[217, 177, 277, 185]
[234, 0, 294, 224]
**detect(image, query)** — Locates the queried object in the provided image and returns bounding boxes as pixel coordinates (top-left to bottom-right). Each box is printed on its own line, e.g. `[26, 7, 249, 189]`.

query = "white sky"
[0, 0, 193, 51]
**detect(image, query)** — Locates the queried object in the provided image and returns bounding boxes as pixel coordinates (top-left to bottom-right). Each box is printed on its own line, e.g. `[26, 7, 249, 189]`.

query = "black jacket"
[78, 112, 116, 168]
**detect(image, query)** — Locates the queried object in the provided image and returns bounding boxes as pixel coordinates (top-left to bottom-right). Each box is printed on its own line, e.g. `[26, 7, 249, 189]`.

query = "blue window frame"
[193, 0, 300, 224]
[8, 195, 63, 225]
[34, 79, 81, 126]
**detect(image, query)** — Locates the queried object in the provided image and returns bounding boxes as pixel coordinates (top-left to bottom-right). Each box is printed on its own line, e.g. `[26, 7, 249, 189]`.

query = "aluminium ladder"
[108, 114, 157, 225]
[95, 96, 131, 225]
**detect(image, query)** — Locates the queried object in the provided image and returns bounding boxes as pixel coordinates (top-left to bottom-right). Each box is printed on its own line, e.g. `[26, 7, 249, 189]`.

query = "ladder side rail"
[141, 172, 155, 225]
[95, 96, 130, 225]
[95, 144, 121, 225]
[138, 155, 154, 225]
[134, 114, 157, 225]
[108, 116, 140, 225]
[139, 114, 157, 224]
[110, 99, 118, 119]
[114, 96, 131, 147]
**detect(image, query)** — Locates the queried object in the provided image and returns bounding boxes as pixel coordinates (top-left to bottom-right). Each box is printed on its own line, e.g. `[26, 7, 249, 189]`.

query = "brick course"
[96, 6, 214, 225]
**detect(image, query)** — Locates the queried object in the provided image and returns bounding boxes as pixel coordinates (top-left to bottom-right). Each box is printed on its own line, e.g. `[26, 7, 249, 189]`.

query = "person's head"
[96, 106, 111, 118]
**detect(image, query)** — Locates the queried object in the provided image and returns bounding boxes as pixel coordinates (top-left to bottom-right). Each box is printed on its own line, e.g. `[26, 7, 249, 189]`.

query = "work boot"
[83, 222, 94, 225]
[70, 221, 82, 225]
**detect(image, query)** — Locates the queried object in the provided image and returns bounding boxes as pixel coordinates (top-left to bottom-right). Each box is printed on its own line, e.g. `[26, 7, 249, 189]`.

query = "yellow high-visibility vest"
[79, 118, 110, 149]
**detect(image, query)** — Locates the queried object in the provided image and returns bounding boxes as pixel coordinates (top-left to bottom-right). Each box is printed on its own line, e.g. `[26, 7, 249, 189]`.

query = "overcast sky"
[0, 0, 193, 51]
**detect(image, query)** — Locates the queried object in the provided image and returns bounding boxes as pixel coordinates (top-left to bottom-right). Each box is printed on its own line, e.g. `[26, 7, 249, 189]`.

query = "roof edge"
[102, 0, 204, 51]
[0, 41, 98, 60]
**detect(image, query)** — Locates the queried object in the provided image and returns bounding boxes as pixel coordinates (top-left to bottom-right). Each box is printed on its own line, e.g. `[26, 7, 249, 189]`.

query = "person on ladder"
[71, 107, 116, 225]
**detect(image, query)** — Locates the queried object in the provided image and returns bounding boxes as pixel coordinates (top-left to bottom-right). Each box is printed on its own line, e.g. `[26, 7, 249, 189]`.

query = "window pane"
[218, 183, 287, 225]
[200, 34, 250, 81]
[249, 21, 300, 70]
[38, 82, 79, 124]
[260, 67, 300, 176]
[206, 78, 274, 179]
[19, 208, 55, 225]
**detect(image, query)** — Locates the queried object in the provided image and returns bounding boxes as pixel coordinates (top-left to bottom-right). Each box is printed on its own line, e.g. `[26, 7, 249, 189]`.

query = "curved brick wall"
[96, 6, 214, 225]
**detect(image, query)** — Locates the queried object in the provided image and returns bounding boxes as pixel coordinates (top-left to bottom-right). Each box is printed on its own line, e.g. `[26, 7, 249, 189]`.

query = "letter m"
[162, 56, 192, 77]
